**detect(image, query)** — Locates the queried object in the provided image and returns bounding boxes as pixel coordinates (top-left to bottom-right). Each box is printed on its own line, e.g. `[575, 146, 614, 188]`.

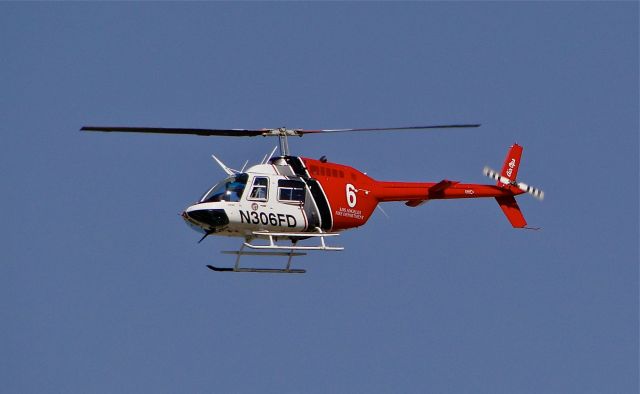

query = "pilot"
[226, 181, 244, 201]
[252, 186, 266, 200]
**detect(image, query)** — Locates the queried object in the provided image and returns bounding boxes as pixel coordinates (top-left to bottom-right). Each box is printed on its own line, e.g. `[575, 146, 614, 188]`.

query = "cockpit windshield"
[199, 174, 248, 203]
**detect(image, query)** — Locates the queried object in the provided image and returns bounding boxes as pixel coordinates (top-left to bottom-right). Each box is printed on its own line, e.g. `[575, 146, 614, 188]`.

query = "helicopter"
[81, 124, 544, 274]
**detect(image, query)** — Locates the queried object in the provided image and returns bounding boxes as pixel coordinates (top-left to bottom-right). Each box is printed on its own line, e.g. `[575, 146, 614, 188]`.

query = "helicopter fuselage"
[181, 156, 379, 237]
[181, 153, 529, 239]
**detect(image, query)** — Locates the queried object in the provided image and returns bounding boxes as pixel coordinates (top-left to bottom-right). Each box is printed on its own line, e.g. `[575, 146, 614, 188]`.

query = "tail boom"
[373, 142, 538, 228]
[373, 181, 523, 203]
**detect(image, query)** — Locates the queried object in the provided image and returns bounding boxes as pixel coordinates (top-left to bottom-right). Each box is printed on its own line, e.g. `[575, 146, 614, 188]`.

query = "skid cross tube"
[208, 236, 313, 274]
[246, 229, 344, 251]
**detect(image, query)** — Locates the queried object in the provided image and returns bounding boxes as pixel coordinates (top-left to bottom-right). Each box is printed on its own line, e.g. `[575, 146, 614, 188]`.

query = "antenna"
[376, 205, 390, 219]
[211, 154, 234, 175]
[261, 146, 278, 164]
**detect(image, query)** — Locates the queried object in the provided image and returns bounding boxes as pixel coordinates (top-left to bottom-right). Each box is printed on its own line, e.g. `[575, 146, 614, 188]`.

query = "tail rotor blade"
[483, 166, 511, 185]
[483, 166, 544, 201]
[515, 182, 545, 201]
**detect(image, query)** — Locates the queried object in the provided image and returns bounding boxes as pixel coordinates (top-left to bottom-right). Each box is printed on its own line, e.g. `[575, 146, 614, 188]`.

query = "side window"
[278, 179, 306, 203]
[249, 177, 269, 201]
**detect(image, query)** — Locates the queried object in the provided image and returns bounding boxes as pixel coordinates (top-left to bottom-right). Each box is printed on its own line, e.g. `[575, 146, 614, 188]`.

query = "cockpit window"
[200, 174, 248, 203]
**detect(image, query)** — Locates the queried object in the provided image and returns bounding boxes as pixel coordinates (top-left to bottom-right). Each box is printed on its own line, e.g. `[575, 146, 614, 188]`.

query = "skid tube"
[207, 241, 307, 274]
[207, 265, 306, 274]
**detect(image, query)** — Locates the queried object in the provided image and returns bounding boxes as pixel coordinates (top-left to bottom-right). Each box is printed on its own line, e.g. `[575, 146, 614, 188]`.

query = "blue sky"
[1, 2, 637, 393]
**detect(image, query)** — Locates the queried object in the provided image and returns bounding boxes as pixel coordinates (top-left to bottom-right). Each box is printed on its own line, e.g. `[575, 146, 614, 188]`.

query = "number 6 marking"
[346, 183, 357, 208]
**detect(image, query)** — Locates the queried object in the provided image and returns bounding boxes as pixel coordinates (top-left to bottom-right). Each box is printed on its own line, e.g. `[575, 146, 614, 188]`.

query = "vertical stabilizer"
[498, 144, 523, 185]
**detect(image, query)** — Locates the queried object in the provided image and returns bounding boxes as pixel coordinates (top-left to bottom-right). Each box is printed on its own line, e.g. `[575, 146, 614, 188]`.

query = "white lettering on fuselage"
[346, 184, 357, 208]
[335, 207, 364, 220]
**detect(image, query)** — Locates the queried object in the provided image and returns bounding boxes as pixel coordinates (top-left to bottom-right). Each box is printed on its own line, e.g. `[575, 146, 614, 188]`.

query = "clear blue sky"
[2, 2, 637, 393]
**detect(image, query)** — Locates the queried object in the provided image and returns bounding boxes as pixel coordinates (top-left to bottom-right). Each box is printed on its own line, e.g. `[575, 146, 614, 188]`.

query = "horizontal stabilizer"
[405, 200, 426, 207]
[404, 180, 459, 207]
[430, 179, 460, 193]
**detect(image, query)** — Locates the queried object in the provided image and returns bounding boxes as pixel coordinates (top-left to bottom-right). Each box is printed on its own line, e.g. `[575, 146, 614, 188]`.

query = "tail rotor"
[483, 166, 545, 201]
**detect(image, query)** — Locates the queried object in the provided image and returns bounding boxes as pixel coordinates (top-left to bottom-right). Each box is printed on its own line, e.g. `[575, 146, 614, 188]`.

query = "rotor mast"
[266, 127, 300, 157]
[278, 130, 290, 156]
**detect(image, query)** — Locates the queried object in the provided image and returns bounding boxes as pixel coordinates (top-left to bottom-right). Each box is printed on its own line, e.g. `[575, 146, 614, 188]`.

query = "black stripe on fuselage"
[283, 156, 332, 231]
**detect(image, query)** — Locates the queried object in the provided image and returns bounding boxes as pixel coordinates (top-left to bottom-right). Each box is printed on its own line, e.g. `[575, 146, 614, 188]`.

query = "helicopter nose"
[182, 208, 229, 229]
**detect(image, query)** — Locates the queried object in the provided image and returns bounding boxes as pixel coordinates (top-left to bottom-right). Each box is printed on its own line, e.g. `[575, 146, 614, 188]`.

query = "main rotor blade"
[82, 123, 481, 137]
[81, 126, 266, 137]
[299, 124, 481, 134]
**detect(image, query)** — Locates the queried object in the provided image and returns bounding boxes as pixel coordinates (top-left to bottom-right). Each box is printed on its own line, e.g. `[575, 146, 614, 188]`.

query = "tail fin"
[495, 196, 527, 228]
[498, 143, 523, 186]
[484, 143, 545, 201]
[496, 144, 526, 228]
[488, 143, 543, 228]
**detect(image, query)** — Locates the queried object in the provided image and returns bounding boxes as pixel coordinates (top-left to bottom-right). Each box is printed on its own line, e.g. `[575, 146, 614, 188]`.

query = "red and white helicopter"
[82, 124, 544, 274]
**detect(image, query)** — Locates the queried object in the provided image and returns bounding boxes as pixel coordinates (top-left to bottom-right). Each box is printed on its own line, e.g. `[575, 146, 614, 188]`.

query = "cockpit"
[199, 174, 249, 203]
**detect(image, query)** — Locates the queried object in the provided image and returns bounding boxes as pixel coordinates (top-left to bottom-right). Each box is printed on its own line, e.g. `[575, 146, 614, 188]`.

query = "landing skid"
[207, 265, 306, 274]
[206, 228, 342, 274]
[206, 241, 306, 274]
